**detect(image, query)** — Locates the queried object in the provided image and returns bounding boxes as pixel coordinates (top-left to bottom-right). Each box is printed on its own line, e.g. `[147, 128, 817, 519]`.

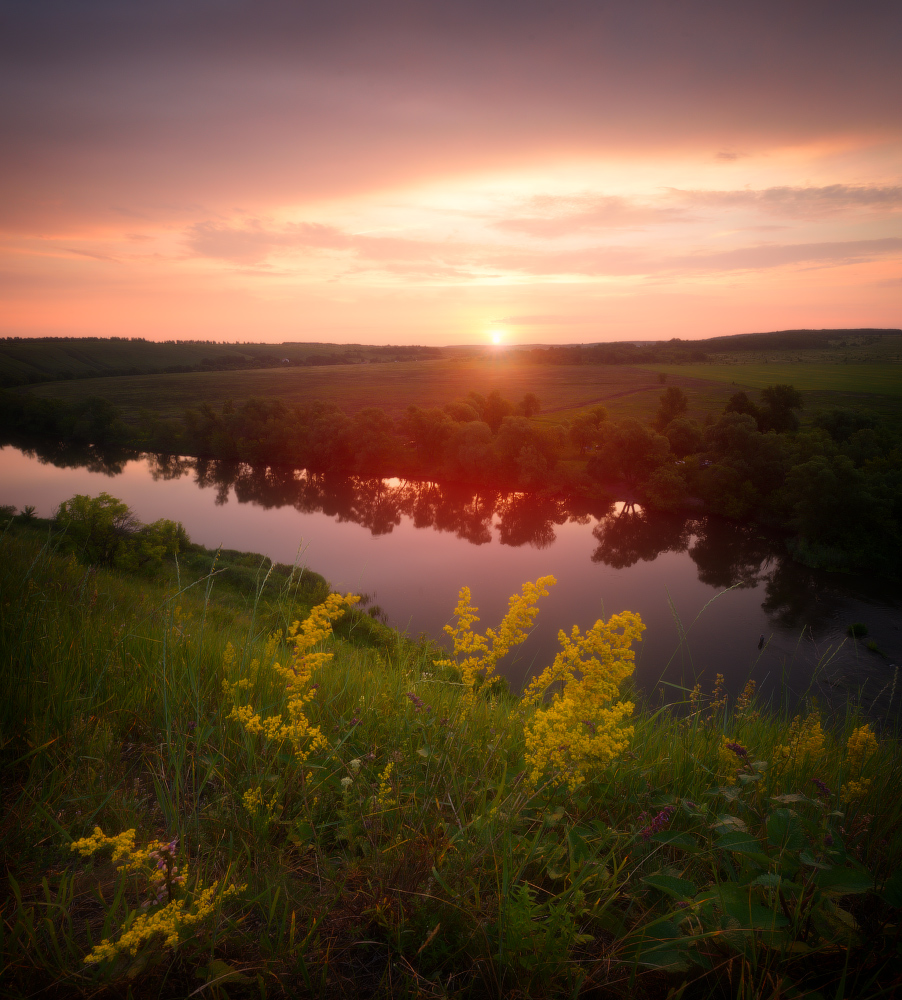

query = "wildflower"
[717, 737, 742, 785]
[775, 709, 825, 767]
[375, 761, 396, 811]
[224, 592, 358, 765]
[736, 679, 757, 716]
[435, 577, 556, 700]
[242, 786, 279, 823]
[840, 724, 878, 802]
[689, 683, 703, 712]
[709, 674, 727, 716]
[725, 741, 749, 760]
[522, 611, 643, 790]
[340, 776, 353, 790]
[349, 759, 361, 773]
[70, 827, 244, 964]
[639, 806, 675, 841]
[811, 778, 832, 797]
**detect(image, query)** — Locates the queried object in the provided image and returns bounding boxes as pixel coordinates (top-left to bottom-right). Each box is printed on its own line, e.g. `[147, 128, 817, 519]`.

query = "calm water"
[2, 445, 900, 715]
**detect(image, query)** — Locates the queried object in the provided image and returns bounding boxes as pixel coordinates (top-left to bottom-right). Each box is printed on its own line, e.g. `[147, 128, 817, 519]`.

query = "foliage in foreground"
[1, 522, 901, 999]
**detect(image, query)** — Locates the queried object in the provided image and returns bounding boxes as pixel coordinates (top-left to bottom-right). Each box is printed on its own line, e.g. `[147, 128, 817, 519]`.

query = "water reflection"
[9, 438, 900, 650]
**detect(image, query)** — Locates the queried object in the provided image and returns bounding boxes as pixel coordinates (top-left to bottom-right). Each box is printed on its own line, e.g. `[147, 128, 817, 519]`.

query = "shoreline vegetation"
[2, 365, 901, 576]
[1, 505, 900, 998]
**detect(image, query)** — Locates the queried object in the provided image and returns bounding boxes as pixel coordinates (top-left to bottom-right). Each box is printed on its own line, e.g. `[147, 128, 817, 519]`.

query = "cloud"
[671, 184, 902, 218]
[493, 195, 688, 237]
[482, 236, 902, 279]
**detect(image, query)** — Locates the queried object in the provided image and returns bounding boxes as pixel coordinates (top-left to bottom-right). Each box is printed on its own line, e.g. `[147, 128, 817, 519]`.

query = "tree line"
[1, 380, 900, 574]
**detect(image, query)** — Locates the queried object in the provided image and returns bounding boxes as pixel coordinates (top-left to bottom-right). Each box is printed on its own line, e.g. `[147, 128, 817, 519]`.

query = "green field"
[642, 362, 902, 397]
[24, 358, 735, 423]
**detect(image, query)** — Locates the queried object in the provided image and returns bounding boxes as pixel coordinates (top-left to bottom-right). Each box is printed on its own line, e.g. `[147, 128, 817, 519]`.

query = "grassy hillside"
[2, 518, 900, 998]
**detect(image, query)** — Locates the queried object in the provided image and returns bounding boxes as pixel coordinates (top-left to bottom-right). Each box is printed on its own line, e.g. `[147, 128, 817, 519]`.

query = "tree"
[759, 384, 803, 433]
[482, 390, 516, 433]
[568, 406, 607, 454]
[517, 393, 541, 417]
[724, 391, 762, 426]
[403, 406, 454, 466]
[663, 416, 702, 458]
[587, 420, 671, 488]
[447, 421, 495, 479]
[350, 407, 400, 474]
[56, 492, 138, 565]
[654, 386, 688, 431]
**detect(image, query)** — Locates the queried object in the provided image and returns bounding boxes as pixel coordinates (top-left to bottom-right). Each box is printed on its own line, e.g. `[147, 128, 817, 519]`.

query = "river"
[2, 444, 899, 717]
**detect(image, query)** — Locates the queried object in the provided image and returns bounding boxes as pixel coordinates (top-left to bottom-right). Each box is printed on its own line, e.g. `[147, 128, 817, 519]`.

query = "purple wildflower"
[640, 805, 676, 841]
[811, 778, 832, 797]
[726, 742, 749, 760]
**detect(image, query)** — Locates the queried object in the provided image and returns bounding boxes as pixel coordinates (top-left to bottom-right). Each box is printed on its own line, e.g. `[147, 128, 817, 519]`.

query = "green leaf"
[799, 851, 831, 870]
[766, 809, 806, 851]
[712, 814, 747, 833]
[751, 873, 782, 889]
[771, 793, 812, 805]
[642, 874, 697, 899]
[204, 960, 253, 985]
[738, 773, 762, 785]
[710, 884, 789, 930]
[651, 831, 699, 852]
[289, 821, 314, 846]
[879, 869, 902, 908]
[715, 831, 765, 855]
[816, 867, 872, 895]
[416, 747, 429, 758]
[568, 828, 593, 866]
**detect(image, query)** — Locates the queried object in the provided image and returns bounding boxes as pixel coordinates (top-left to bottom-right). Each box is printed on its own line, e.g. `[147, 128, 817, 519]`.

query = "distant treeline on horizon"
[1, 328, 899, 388]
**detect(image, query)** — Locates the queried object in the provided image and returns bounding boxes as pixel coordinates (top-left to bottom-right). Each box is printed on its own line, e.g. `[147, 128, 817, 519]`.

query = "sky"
[1, 0, 900, 346]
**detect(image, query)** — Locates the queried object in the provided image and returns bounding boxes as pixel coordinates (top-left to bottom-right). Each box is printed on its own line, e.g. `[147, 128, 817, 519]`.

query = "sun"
[489, 330, 504, 345]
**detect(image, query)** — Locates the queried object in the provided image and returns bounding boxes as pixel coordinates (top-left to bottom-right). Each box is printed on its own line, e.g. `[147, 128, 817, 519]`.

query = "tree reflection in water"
[16, 444, 895, 642]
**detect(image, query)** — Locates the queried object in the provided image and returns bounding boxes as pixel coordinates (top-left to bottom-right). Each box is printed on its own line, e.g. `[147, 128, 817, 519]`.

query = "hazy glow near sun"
[490, 331, 504, 345]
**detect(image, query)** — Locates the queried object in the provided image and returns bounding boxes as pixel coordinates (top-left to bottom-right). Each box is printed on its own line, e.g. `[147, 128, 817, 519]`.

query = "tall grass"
[1, 523, 900, 999]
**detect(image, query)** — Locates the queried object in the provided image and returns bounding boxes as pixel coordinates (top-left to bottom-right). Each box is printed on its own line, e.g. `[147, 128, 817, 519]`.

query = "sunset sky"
[1, 0, 900, 345]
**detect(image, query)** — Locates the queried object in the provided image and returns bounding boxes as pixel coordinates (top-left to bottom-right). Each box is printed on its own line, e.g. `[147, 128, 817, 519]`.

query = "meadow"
[644, 363, 902, 399]
[22, 358, 737, 425]
[18, 330, 902, 429]
[2, 512, 900, 999]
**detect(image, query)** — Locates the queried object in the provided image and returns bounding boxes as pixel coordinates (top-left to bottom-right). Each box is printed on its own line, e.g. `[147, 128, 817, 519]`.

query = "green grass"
[641, 362, 902, 397]
[2, 522, 901, 998]
[24, 358, 741, 426]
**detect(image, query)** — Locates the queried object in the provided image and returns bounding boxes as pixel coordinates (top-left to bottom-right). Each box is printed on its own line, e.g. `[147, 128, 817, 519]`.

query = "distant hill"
[699, 328, 901, 352]
[0, 338, 442, 388]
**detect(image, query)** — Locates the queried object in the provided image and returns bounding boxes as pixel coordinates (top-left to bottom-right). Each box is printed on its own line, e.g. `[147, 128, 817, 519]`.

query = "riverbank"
[2, 519, 900, 998]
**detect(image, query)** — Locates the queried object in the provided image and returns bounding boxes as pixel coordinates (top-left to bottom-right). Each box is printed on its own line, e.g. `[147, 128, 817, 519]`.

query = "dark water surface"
[2, 445, 899, 716]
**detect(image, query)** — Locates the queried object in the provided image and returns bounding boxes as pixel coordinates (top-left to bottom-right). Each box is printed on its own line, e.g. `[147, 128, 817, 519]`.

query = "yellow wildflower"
[436, 577, 555, 699]
[84, 881, 243, 964]
[774, 709, 825, 767]
[522, 611, 643, 790]
[840, 724, 878, 802]
[224, 592, 358, 764]
[242, 786, 279, 823]
[375, 761, 396, 811]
